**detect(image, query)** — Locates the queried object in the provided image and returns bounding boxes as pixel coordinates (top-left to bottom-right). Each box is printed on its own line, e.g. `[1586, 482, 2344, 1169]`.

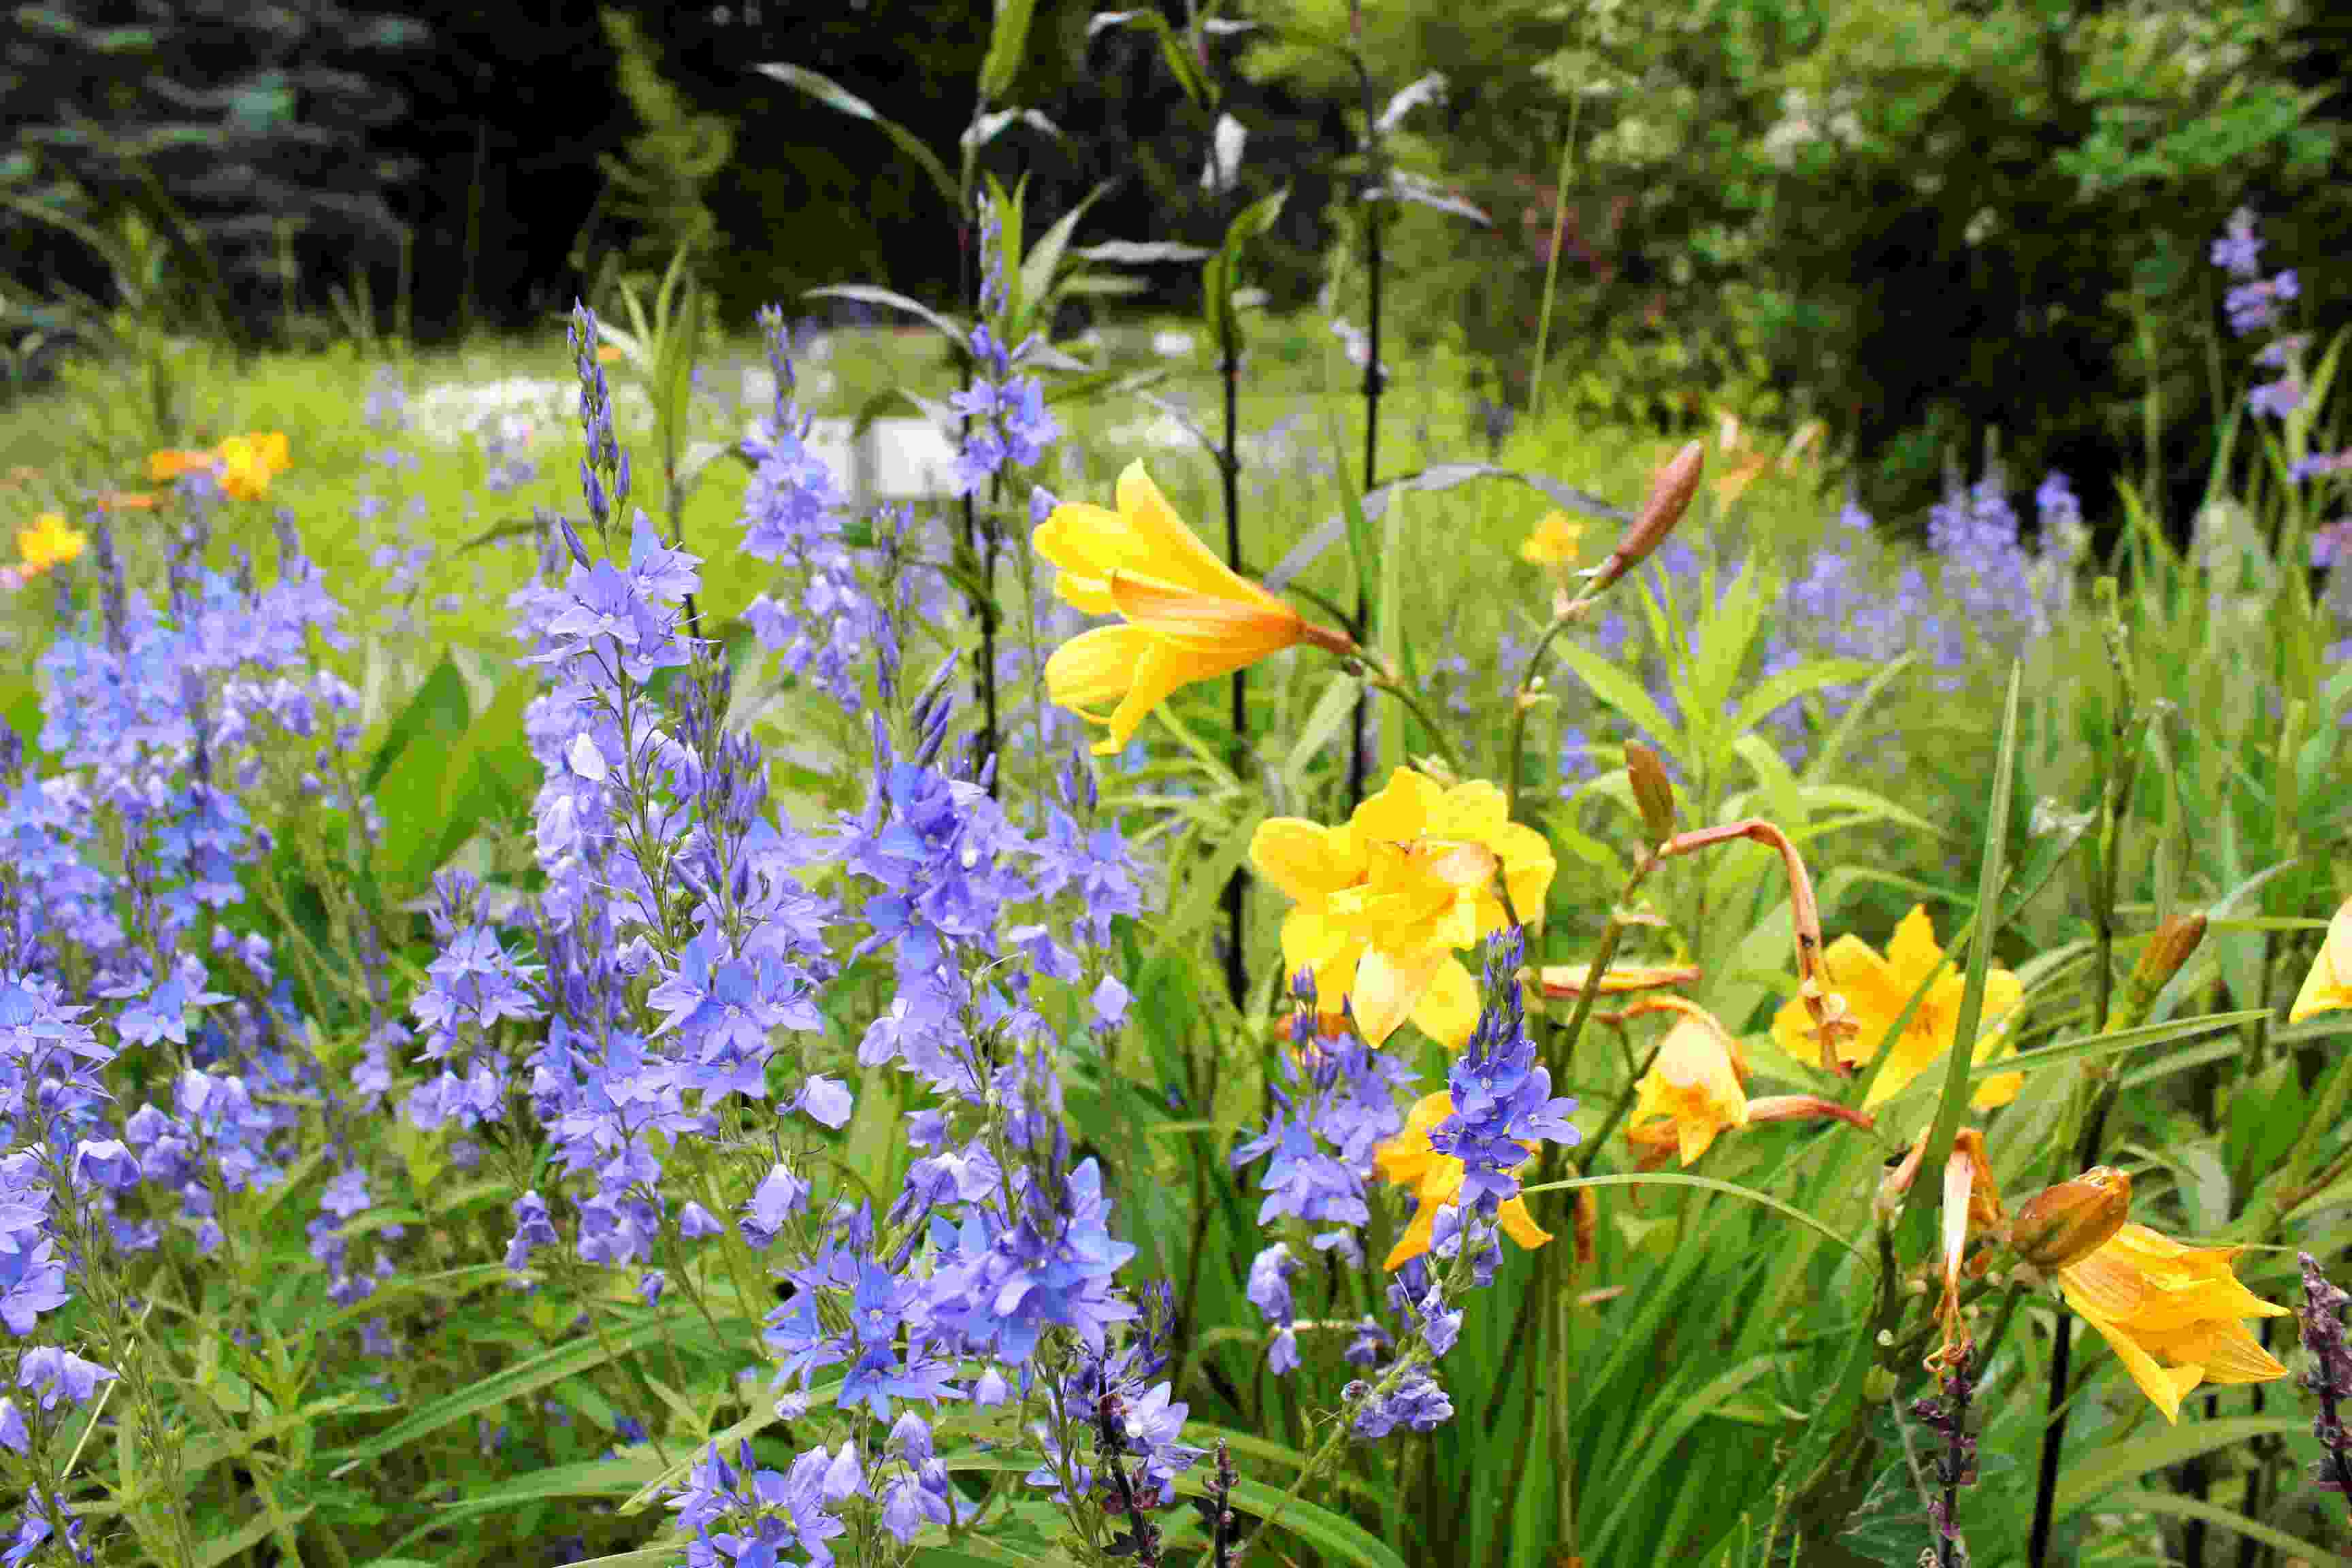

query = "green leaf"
[1988, 1009, 2266, 1080]
[200, 1505, 312, 1567]
[1167, 1474, 1409, 1568]
[2055, 1419, 2310, 1512]
[1281, 672, 1361, 793]
[753, 63, 958, 210]
[326, 1318, 677, 1475]
[1725, 656, 1880, 742]
[979, 0, 1039, 99]
[2106, 1490, 2338, 1562]
[1010, 180, 1112, 344]
[1205, 188, 1288, 349]
[1518, 1173, 1868, 1263]
[1549, 640, 1678, 757]
[365, 653, 469, 791]
[804, 283, 966, 349]
[1911, 662, 2021, 1224]
[1087, 9, 1209, 103]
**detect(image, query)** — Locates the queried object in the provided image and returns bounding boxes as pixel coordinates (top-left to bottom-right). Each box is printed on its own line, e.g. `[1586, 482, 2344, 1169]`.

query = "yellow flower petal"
[1886, 905, 1944, 988]
[1407, 956, 1481, 1050]
[2289, 899, 2352, 1023]
[1353, 945, 1448, 1049]
[1105, 567, 1298, 653]
[1498, 1196, 1552, 1250]
[1043, 624, 1159, 713]
[1252, 819, 1360, 904]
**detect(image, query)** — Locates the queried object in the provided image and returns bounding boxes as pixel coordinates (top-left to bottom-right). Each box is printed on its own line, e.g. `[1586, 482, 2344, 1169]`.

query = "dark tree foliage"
[1, 0, 431, 345]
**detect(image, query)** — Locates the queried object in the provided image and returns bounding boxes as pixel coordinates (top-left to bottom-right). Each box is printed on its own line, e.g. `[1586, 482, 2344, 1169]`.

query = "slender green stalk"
[1526, 97, 1582, 427]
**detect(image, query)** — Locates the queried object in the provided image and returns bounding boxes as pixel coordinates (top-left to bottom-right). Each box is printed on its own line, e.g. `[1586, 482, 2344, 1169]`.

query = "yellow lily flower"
[1768, 904, 2023, 1111]
[17, 512, 86, 575]
[1373, 1090, 1551, 1271]
[1624, 1007, 1749, 1169]
[215, 431, 291, 501]
[1252, 766, 1554, 1048]
[1034, 461, 1352, 754]
[1518, 510, 1585, 565]
[146, 433, 289, 499]
[2057, 1223, 2288, 1422]
[2290, 897, 2352, 1024]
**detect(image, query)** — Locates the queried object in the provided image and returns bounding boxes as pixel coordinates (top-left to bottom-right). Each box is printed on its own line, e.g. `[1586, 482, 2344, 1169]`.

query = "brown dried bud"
[1625, 742, 1676, 843]
[1590, 440, 1704, 593]
[2131, 913, 2207, 994]
[2008, 1166, 2131, 1271]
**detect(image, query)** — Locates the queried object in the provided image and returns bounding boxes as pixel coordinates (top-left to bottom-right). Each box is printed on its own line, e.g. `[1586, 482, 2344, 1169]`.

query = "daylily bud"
[1625, 742, 1676, 843]
[1537, 962, 1700, 1000]
[2119, 913, 2206, 1028]
[2008, 1166, 2132, 1271]
[1588, 440, 1703, 593]
[1744, 1094, 1874, 1132]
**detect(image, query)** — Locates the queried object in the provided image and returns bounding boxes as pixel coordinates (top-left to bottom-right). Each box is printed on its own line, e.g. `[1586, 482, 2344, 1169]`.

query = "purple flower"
[1348, 1367, 1454, 1439]
[17, 1348, 114, 1410]
[791, 1075, 853, 1129]
[740, 1162, 810, 1250]
[2211, 208, 2264, 276]
[1428, 929, 1578, 1216]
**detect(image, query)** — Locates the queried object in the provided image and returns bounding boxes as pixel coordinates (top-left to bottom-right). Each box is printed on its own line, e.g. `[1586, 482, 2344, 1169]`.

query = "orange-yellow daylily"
[215, 431, 290, 500]
[145, 432, 291, 500]
[1373, 1090, 1551, 1271]
[1769, 904, 2023, 1111]
[1034, 461, 1352, 754]
[1518, 510, 1585, 566]
[1625, 1007, 1750, 1168]
[2290, 897, 2352, 1024]
[2057, 1223, 2289, 1422]
[16, 512, 86, 576]
[1252, 766, 1555, 1049]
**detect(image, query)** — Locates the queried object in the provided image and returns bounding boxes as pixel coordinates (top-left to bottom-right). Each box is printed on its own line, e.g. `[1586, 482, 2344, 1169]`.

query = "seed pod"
[2008, 1166, 2132, 1271]
[1626, 741, 1676, 844]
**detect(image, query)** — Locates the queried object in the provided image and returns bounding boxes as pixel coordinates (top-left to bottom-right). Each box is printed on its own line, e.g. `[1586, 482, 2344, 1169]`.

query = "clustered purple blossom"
[950, 195, 1061, 498]
[738, 306, 889, 711]
[2298, 1252, 2352, 1503]
[2215, 208, 2307, 423]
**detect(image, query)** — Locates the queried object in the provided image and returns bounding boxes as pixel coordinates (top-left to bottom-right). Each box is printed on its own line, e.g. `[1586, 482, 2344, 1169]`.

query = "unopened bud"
[1589, 440, 1703, 593]
[2007, 1166, 2132, 1271]
[2122, 913, 2206, 1023]
[1625, 742, 1676, 844]
[1862, 1365, 1898, 1402]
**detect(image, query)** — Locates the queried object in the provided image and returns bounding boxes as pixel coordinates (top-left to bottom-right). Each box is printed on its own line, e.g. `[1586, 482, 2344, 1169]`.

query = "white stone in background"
[1152, 331, 1195, 360]
[408, 377, 653, 449]
[871, 417, 959, 499]
[738, 367, 836, 411]
[1102, 413, 1197, 452]
[734, 416, 955, 505]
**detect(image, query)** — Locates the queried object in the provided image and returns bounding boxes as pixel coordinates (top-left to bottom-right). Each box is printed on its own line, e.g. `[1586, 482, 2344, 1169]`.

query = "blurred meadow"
[0, 3, 2350, 1568]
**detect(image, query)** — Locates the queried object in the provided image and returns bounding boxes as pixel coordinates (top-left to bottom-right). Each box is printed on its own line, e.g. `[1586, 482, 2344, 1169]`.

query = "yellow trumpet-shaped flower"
[1768, 904, 2023, 1111]
[2057, 1223, 2289, 1422]
[1373, 1090, 1551, 1271]
[1252, 766, 1555, 1049]
[17, 512, 86, 576]
[146, 432, 291, 498]
[1518, 510, 1585, 566]
[1624, 1007, 1749, 1169]
[214, 431, 291, 501]
[2290, 897, 2352, 1024]
[1035, 461, 1351, 755]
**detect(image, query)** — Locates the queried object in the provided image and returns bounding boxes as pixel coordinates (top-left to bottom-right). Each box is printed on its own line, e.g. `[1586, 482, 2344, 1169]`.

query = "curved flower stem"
[1341, 647, 1468, 777]
[1503, 593, 1598, 824]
